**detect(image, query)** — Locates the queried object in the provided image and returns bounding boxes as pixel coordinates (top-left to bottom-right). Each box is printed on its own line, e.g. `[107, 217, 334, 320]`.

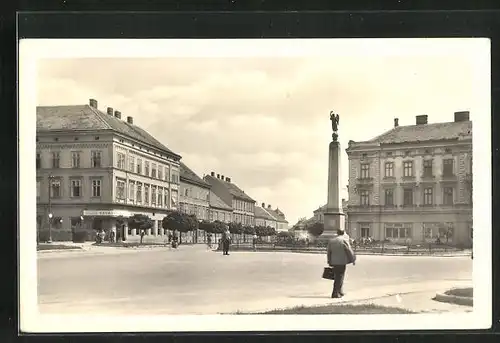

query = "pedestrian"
[326, 228, 356, 298]
[252, 233, 258, 251]
[140, 229, 145, 244]
[110, 230, 115, 243]
[207, 233, 212, 249]
[222, 229, 231, 255]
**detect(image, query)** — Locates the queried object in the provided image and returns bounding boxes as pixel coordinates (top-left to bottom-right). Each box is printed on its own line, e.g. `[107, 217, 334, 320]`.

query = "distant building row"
[36, 99, 288, 242]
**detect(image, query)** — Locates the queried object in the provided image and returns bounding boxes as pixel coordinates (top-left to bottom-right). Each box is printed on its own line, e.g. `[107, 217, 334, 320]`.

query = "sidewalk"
[227, 279, 473, 315]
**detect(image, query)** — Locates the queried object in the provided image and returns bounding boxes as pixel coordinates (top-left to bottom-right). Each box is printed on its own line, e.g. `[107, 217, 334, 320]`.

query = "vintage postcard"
[19, 38, 491, 332]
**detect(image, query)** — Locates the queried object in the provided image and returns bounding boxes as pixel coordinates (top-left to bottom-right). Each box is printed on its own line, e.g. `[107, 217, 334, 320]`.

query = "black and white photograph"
[19, 38, 491, 332]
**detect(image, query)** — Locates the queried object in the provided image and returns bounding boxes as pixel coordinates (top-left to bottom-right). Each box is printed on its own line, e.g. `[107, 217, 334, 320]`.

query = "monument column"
[322, 112, 346, 240]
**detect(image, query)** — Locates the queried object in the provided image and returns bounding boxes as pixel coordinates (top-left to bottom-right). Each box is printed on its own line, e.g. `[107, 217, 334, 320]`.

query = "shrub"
[307, 222, 324, 237]
[37, 230, 72, 242]
[72, 230, 88, 243]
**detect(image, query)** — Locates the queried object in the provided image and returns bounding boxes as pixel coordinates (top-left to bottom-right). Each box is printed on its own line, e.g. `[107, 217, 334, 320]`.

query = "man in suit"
[327, 229, 356, 298]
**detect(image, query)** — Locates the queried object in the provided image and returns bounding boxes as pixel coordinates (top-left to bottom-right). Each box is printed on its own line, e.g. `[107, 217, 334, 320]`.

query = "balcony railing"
[440, 173, 458, 182]
[356, 177, 374, 184]
[381, 176, 397, 184]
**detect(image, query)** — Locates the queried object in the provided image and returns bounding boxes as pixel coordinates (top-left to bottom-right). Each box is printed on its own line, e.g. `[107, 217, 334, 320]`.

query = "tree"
[128, 214, 154, 244]
[229, 222, 244, 243]
[163, 211, 197, 244]
[307, 221, 324, 237]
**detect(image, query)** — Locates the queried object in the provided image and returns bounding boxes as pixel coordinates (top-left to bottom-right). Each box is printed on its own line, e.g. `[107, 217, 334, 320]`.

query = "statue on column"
[330, 111, 340, 141]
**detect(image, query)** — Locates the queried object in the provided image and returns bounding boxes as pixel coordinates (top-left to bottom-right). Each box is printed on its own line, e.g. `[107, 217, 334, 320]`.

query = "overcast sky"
[35, 39, 487, 224]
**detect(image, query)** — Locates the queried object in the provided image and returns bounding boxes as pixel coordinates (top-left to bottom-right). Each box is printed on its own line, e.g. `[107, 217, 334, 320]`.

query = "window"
[443, 159, 454, 176]
[36, 180, 41, 198]
[403, 188, 413, 206]
[164, 165, 169, 181]
[52, 152, 60, 168]
[385, 189, 394, 206]
[70, 179, 82, 197]
[144, 184, 150, 205]
[152, 163, 157, 178]
[145, 161, 150, 176]
[129, 181, 135, 202]
[439, 223, 454, 241]
[184, 188, 189, 197]
[171, 172, 179, 184]
[136, 182, 142, 204]
[136, 158, 142, 174]
[360, 227, 370, 238]
[53, 217, 63, 230]
[92, 179, 101, 197]
[129, 156, 135, 172]
[423, 159, 433, 177]
[171, 190, 178, 207]
[158, 165, 163, 180]
[443, 187, 454, 205]
[91, 151, 101, 168]
[158, 188, 163, 207]
[360, 190, 369, 206]
[36, 153, 41, 169]
[384, 162, 394, 177]
[116, 179, 126, 200]
[164, 189, 169, 208]
[151, 186, 157, 206]
[360, 164, 370, 179]
[117, 153, 126, 169]
[385, 223, 412, 239]
[71, 151, 81, 168]
[403, 161, 413, 177]
[423, 223, 439, 239]
[424, 187, 433, 205]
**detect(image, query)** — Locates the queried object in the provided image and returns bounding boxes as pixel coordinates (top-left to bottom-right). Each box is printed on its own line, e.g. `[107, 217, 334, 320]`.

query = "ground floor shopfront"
[346, 208, 473, 247]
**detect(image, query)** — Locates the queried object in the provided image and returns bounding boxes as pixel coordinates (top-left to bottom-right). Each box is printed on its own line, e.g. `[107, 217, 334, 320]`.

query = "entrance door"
[361, 227, 370, 238]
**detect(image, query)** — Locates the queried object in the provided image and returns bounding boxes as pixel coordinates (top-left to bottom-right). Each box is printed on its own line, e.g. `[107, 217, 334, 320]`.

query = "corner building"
[36, 99, 181, 241]
[345, 112, 473, 247]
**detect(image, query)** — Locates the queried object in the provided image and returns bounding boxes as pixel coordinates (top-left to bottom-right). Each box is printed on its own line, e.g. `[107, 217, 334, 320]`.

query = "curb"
[226, 248, 470, 257]
[434, 293, 473, 307]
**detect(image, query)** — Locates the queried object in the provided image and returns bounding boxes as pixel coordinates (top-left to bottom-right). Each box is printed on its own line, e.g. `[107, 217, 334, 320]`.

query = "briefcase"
[322, 267, 335, 280]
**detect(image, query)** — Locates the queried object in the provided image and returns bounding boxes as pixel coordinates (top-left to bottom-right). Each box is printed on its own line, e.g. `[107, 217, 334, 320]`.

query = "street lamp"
[47, 174, 54, 243]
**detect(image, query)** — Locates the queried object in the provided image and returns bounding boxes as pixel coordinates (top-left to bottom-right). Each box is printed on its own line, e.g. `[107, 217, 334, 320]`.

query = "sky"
[34, 39, 487, 225]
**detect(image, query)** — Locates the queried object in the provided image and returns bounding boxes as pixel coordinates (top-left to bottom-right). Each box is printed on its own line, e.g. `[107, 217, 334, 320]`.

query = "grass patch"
[242, 303, 415, 315]
[37, 244, 82, 251]
[444, 287, 473, 298]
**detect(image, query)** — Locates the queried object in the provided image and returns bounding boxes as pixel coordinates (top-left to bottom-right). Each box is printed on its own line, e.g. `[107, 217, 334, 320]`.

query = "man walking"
[327, 229, 356, 298]
[222, 228, 231, 255]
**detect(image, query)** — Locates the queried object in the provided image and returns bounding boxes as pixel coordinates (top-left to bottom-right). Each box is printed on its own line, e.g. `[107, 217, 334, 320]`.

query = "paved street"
[37, 246, 472, 315]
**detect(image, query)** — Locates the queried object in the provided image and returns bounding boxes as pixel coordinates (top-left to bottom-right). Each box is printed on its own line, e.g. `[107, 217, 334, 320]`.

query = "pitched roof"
[366, 121, 472, 145]
[204, 175, 255, 202]
[269, 208, 288, 223]
[36, 104, 181, 158]
[180, 162, 210, 188]
[255, 206, 278, 221]
[209, 191, 232, 211]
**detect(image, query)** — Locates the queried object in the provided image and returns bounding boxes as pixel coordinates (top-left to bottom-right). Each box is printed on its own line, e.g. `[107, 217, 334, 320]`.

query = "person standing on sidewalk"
[327, 228, 356, 298]
[222, 229, 231, 255]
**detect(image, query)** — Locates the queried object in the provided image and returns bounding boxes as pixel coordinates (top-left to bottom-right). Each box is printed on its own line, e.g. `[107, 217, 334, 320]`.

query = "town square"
[19, 38, 491, 332]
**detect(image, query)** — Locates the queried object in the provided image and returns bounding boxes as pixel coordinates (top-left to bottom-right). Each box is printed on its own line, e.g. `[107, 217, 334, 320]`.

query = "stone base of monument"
[319, 212, 346, 243]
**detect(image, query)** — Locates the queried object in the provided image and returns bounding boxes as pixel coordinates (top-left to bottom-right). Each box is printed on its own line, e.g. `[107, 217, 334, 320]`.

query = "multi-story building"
[312, 199, 349, 229]
[208, 191, 233, 223]
[255, 203, 278, 229]
[179, 162, 210, 220]
[203, 172, 256, 226]
[267, 206, 289, 232]
[345, 112, 473, 247]
[36, 99, 181, 241]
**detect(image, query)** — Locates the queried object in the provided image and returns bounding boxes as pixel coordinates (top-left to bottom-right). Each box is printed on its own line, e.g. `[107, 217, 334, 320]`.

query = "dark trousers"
[332, 265, 346, 296]
[223, 241, 230, 254]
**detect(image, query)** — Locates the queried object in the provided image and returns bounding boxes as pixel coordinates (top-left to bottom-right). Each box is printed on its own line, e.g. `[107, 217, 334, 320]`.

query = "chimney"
[268, 205, 271, 209]
[114, 110, 121, 119]
[221, 175, 225, 181]
[127, 116, 134, 124]
[89, 99, 98, 108]
[227, 177, 231, 183]
[210, 171, 215, 177]
[454, 111, 470, 122]
[106, 107, 113, 115]
[217, 174, 220, 179]
[394, 118, 399, 127]
[416, 115, 428, 125]
[262, 202, 265, 208]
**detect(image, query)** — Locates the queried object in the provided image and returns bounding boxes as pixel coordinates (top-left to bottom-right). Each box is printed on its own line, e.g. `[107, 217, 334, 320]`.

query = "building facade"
[345, 112, 473, 247]
[255, 203, 278, 229]
[179, 162, 210, 220]
[36, 99, 181, 241]
[209, 191, 233, 223]
[203, 172, 256, 226]
[312, 199, 349, 230]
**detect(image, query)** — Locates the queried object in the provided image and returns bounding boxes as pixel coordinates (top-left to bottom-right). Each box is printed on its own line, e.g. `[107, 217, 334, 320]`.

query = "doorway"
[361, 227, 370, 238]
